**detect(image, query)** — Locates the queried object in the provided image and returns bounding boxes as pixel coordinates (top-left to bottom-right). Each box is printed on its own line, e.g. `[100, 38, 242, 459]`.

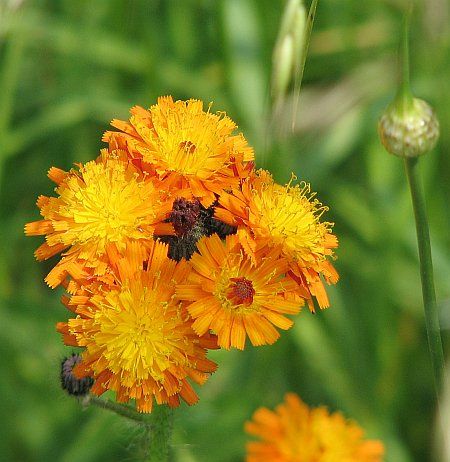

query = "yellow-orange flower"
[103, 96, 254, 207]
[216, 170, 338, 310]
[245, 393, 384, 462]
[176, 234, 301, 350]
[57, 241, 218, 413]
[25, 151, 171, 288]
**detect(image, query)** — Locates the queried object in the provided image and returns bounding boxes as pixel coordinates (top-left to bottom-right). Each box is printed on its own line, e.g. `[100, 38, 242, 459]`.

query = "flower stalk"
[145, 405, 174, 462]
[398, 5, 413, 111]
[399, 6, 444, 398]
[86, 395, 149, 424]
[404, 157, 444, 396]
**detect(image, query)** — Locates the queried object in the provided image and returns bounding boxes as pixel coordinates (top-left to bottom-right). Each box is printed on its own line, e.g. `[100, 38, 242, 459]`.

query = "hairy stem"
[86, 396, 174, 461]
[87, 395, 148, 424]
[145, 405, 174, 462]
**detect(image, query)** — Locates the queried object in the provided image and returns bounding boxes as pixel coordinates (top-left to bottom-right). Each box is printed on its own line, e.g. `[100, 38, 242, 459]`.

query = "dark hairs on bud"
[61, 353, 93, 397]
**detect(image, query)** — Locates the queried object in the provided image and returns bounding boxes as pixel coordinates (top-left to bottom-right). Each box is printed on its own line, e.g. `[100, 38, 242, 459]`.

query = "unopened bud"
[278, 0, 301, 40]
[291, 5, 307, 72]
[272, 35, 294, 100]
[271, 0, 307, 103]
[158, 200, 236, 261]
[378, 97, 439, 158]
[61, 353, 93, 397]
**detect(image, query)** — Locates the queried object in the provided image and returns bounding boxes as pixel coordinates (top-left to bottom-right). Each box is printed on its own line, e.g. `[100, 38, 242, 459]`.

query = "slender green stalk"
[404, 157, 444, 397]
[145, 405, 174, 462]
[291, 0, 319, 129]
[397, 5, 412, 109]
[293, 0, 319, 93]
[399, 2, 444, 400]
[87, 395, 148, 424]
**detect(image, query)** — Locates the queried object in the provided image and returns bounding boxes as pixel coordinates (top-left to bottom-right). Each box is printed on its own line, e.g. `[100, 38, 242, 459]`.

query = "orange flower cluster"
[245, 393, 385, 462]
[25, 97, 338, 412]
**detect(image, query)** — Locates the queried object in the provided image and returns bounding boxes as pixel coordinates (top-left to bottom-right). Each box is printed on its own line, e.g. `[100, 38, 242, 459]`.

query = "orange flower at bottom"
[245, 393, 384, 462]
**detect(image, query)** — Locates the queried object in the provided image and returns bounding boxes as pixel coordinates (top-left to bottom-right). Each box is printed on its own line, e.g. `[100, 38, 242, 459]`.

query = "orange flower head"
[245, 393, 385, 462]
[57, 241, 218, 413]
[176, 234, 301, 350]
[216, 170, 339, 310]
[103, 96, 254, 207]
[25, 152, 171, 288]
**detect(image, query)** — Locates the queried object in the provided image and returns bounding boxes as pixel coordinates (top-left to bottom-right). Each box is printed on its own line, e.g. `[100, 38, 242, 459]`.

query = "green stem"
[145, 405, 174, 462]
[290, 0, 319, 129]
[87, 395, 148, 424]
[398, 4, 412, 108]
[404, 157, 445, 399]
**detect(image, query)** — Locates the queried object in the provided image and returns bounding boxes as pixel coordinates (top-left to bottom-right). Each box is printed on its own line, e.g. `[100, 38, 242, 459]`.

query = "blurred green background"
[1, 0, 449, 461]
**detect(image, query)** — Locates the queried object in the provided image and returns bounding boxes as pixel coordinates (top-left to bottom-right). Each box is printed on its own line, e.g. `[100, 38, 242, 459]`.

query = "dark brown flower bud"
[159, 199, 236, 261]
[61, 353, 93, 397]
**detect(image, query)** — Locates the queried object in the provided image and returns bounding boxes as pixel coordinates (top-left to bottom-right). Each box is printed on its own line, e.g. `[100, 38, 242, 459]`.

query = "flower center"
[255, 184, 325, 258]
[227, 277, 255, 305]
[93, 285, 185, 382]
[146, 100, 237, 177]
[179, 140, 197, 154]
[60, 160, 158, 252]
